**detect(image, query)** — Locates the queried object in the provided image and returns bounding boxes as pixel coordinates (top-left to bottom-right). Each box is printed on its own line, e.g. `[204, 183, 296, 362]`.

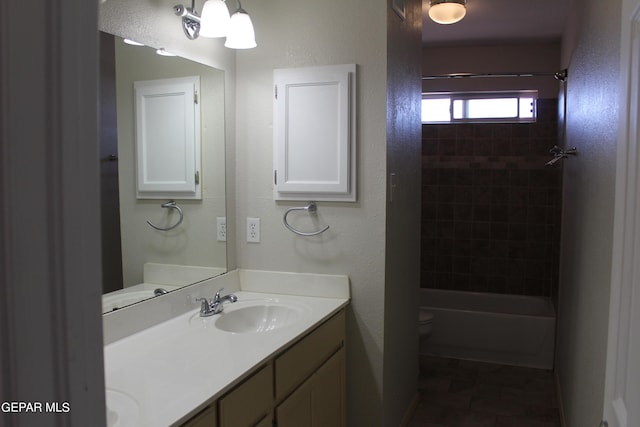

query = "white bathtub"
[420, 288, 556, 369]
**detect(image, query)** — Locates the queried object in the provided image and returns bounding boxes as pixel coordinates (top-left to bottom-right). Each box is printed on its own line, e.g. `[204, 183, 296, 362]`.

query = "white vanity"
[103, 269, 350, 427]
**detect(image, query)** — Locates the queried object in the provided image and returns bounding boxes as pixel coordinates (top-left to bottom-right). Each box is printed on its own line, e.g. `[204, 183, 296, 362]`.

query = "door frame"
[604, 1, 640, 426]
[0, 0, 105, 426]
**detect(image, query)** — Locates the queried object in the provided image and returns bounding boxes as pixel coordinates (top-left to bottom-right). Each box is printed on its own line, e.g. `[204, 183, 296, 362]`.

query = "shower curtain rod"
[422, 69, 568, 82]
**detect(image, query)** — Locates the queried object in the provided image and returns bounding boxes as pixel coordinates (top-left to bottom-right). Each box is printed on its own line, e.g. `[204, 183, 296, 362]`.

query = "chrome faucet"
[197, 288, 238, 317]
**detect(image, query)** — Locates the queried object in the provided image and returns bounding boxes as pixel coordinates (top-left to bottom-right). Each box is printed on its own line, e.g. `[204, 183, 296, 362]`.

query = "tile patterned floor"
[408, 356, 562, 427]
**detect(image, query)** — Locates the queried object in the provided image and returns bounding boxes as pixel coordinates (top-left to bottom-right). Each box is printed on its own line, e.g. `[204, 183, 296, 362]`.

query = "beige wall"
[233, 1, 387, 424]
[556, 0, 622, 426]
[234, 0, 420, 424]
[422, 42, 562, 98]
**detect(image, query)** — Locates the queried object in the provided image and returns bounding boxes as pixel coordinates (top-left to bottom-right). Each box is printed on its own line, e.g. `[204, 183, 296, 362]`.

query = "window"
[422, 91, 537, 124]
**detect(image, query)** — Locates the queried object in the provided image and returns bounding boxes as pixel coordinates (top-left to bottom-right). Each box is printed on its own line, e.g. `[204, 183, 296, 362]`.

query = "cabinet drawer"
[275, 310, 345, 399]
[219, 364, 273, 427]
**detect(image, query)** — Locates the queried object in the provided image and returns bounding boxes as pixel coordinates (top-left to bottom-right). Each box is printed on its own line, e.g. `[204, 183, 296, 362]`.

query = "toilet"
[418, 310, 434, 352]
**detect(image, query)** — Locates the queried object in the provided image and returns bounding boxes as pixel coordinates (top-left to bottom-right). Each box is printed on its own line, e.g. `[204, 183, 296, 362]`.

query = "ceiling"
[422, 0, 571, 46]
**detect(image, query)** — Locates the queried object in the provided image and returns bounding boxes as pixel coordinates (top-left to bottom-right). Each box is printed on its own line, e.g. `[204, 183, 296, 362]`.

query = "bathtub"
[420, 288, 556, 369]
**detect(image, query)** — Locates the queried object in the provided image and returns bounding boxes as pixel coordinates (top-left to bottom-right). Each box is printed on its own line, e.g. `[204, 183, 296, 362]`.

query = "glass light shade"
[224, 10, 257, 49]
[199, 0, 230, 38]
[428, 1, 466, 24]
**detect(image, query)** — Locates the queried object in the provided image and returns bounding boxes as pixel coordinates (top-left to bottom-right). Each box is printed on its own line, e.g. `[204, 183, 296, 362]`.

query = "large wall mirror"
[99, 31, 227, 314]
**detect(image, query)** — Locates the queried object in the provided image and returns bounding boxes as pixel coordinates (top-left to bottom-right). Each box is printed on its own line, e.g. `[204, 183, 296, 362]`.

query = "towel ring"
[283, 202, 330, 236]
[147, 201, 184, 231]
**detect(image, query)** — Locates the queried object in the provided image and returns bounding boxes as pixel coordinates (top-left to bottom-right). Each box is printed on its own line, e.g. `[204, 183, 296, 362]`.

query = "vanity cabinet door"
[219, 364, 273, 427]
[276, 348, 345, 427]
[275, 310, 345, 400]
[181, 404, 217, 427]
[254, 415, 273, 427]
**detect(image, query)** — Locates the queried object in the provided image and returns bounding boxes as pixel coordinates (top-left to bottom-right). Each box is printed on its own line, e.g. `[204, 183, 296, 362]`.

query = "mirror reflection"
[99, 32, 227, 314]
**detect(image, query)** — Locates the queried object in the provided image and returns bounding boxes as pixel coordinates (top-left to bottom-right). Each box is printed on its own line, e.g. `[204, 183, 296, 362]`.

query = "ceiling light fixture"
[174, 0, 256, 49]
[428, 0, 466, 25]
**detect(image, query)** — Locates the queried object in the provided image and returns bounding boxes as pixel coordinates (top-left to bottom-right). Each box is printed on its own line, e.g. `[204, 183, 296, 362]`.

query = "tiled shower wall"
[421, 99, 562, 298]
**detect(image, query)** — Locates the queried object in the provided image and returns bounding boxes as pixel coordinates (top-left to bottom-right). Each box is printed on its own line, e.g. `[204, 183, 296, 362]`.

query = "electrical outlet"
[247, 217, 260, 243]
[216, 217, 227, 241]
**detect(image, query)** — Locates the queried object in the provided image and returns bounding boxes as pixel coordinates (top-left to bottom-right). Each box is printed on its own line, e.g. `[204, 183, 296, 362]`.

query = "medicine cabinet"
[134, 75, 202, 200]
[273, 64, 357, 202]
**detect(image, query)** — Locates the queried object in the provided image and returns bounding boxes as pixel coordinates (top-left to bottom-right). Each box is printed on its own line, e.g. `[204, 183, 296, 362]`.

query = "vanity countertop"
[104, 271, 349, 427]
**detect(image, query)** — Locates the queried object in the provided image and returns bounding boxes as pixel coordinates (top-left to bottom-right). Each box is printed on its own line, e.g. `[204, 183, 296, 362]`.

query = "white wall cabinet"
[134, 76, 201, 199]
[273, 64, 356, 202]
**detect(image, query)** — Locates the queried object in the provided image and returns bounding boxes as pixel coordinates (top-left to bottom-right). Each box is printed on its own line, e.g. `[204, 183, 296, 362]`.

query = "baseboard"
[555, 371, 567, 427]
[399, 391, 420, 427]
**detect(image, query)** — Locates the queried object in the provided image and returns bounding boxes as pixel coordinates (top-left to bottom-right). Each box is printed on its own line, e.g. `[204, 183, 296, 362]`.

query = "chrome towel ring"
[283, 202, 330, 236]
[147, 201, 184, 231]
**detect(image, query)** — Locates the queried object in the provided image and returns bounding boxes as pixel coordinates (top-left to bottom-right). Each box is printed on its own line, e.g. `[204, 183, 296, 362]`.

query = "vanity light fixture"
[224, 0, 256, 49]
[428, 0, 466, 25]
[199, 0, 230, 37]
[174, 0, 257, 49]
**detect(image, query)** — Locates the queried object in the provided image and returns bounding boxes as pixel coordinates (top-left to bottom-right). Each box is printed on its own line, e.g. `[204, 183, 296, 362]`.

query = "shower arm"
[546, 145, 578, 166]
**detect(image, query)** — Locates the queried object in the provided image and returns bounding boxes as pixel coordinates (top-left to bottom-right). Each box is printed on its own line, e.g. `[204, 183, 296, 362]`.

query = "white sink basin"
[106, 389, 140, 427]
[214, 303, 304, 333]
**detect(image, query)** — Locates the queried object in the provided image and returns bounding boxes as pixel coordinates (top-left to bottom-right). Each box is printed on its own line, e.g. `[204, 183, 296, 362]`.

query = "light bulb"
[429, 1, 466, 25]
[224, 9, 256, 49]
[200, 0, 231, 38]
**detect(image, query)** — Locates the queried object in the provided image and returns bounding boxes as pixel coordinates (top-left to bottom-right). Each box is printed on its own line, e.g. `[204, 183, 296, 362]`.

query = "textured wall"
[421, 99, 562, 297]
[556, 0, 622, 425]
[233, 1, 388, 425]
[384, 0, 423, 424]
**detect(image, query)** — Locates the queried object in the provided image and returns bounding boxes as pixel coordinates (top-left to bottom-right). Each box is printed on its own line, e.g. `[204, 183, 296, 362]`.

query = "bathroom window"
[421, 91, 537, 124]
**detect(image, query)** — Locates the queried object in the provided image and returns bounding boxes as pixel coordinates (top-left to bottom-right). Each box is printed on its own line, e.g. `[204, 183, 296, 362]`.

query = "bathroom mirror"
[99, 32, 227, 314]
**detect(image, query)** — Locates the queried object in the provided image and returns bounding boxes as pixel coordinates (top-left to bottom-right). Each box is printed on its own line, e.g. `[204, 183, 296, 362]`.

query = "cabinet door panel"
[311, 348, 345, 427]
[275, 311, 345, 399]
[273, 64, 356, 202]
[276, 348, 345, 427]
[254, 414, 272, 427]
[181, 404, 217, 427]
[276, 379, 312, 427]
[134, 76, 201, 199]
[219, 364, 273, 427]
